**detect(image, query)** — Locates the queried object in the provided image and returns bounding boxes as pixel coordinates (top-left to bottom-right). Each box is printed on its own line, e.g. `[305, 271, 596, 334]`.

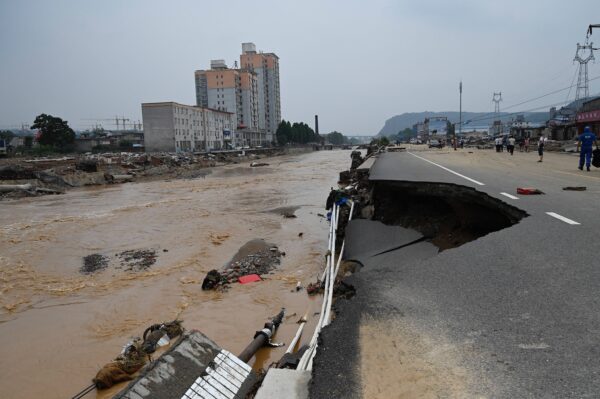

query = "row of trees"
[275, 120, 358, 146]
[275, 120, 322, 145]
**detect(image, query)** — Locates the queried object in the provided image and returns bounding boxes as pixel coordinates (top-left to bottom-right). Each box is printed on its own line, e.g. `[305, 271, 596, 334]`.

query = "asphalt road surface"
[311, 148, 600, 398]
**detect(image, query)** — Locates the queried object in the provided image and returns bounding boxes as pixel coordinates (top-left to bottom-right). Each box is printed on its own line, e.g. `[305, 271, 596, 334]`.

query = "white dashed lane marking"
[407, 152, 485, 186]
[546, 212, 581, 225]
[500, 192, 519, 200]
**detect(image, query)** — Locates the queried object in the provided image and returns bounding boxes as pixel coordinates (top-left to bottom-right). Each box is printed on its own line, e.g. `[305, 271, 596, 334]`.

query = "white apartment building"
[142, 102, 235, 152]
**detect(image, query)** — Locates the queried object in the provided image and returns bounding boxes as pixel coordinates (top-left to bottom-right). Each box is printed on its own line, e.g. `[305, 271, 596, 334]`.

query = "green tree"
[276, 120, 293, 145]
[31, 114, 75, 150]
[277, 120, 321, 145]
[326, 131, 346, 145]
[370, 136, 390, 147]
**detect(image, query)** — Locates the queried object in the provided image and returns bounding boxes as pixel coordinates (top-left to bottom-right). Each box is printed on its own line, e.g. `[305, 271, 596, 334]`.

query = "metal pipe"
[238, 308, 285, 363]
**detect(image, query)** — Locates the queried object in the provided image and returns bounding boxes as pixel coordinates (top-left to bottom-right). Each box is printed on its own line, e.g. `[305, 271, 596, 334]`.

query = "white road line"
[500, 192, 519, 200]
[546, 212, 581, 225]
[407, 151, 485, 186]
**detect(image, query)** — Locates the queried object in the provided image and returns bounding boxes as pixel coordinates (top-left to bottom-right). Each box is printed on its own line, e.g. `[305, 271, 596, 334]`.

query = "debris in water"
[81, 254, 109, 274]
[202, 269, 225, 290]
[117, 249, 157, 271]
[307, 280, 324, 295]
[250, 162, 269, 167]
[93, 338, 146, 389]
[239, 274, 262, 284]
[298, 232, 304, 237]
[201, 239, 283, 291]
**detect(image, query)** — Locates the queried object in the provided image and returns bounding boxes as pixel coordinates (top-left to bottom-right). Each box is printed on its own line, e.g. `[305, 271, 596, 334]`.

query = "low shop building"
[576, 97, 600, 135]
[142, 102, 235, 152]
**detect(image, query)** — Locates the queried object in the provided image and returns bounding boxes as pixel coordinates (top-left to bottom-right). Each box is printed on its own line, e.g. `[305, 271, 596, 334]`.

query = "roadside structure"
[141, 102, 234, 152]
[576, 97, 600, 134]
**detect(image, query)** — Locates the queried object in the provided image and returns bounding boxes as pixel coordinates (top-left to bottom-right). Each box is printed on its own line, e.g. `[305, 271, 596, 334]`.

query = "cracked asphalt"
[310, 148, 600, 398]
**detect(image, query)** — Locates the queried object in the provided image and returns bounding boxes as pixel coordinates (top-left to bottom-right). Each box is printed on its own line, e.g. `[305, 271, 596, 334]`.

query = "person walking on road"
[495, 137, 501, 152]
[508, 136, 516, 155]
[537, 135, 547, 162]
[524, 137, 530, 153]
[577, 126, 598, 172]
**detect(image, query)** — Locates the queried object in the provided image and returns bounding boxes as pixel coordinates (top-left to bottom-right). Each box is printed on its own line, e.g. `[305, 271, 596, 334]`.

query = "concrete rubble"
[0, 148, 290, 200]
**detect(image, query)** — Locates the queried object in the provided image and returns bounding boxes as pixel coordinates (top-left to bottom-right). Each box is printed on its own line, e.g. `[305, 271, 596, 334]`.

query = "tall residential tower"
[195, 42, 281, 146]
[239, 43, 281, 142]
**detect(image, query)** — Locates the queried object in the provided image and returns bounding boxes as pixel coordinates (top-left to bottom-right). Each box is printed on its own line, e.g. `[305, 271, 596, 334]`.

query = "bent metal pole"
[238, 308, 286, 363]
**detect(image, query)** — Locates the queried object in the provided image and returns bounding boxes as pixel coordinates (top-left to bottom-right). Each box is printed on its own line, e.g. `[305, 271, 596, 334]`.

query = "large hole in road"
[372, 181, 528, 250]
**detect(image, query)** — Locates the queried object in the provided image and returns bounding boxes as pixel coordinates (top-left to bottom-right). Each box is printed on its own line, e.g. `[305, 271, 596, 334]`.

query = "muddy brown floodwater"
[0, 149, 351, 399]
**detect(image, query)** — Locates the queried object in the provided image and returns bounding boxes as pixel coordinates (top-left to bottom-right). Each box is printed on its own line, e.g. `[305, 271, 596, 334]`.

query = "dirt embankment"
[0, 147, 310, 200]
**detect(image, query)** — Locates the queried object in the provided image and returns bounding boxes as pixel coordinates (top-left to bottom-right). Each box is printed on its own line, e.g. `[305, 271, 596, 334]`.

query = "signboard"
[223, 129, 231, 137]
[577, 111, 600, 123]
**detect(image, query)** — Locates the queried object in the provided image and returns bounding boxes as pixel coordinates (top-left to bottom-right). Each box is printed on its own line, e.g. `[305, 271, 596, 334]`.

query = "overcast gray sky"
[1, 0, 599, 135]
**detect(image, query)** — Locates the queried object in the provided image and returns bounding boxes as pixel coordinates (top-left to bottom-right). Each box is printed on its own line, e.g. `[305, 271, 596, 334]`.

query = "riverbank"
[0, 146, 313, 200]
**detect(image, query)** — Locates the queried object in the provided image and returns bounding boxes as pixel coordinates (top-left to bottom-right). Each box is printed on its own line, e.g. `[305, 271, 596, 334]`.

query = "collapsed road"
[311, 148, 600, 398]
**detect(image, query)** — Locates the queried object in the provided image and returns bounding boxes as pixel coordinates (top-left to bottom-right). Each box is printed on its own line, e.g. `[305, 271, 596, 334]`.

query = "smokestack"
[315, 115, 319, 135]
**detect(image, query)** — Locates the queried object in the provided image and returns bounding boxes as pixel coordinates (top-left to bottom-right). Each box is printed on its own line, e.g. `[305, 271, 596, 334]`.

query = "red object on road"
[239, 274, 262, 284]
[517, 187, 544, 195]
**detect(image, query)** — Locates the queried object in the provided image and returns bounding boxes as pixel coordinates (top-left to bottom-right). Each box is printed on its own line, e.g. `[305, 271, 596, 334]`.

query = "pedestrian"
[518, 138, 524, 152]
[508, 136, 516, 155]
[576, 126, 598, 172]
[495, 137, 501, 152]
[537, 135, 547, 162]
[460, 139, 464, 149]
[524, 137, 530, 153]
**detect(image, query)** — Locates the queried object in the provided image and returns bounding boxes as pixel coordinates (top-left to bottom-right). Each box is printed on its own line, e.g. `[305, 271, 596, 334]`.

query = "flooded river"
[0, 149, 351, 399]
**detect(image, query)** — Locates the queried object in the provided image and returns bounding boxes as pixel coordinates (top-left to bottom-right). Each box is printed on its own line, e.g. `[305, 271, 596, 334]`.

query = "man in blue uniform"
[577, 126, 598, 171]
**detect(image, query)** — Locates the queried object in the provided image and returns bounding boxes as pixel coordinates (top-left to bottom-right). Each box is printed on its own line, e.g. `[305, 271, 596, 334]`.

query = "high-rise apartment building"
[195, 60, 259, 130]
[195, 42, 281, 146]
[239, 43, 281, 142]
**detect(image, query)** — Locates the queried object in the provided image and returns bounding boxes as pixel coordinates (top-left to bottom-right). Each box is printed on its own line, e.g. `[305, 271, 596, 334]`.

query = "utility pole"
[574, 42, 595, 101]
[492, 92, 502, 114]
[459, 80, 462, 138]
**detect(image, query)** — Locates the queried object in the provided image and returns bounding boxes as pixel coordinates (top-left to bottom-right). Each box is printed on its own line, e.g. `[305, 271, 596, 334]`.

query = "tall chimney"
[315, 115, 319, 135]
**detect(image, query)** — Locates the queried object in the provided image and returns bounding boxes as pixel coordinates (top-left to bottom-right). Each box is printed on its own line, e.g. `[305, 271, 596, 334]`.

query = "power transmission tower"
[492, 92, 502, 113]
[573, 42, 595, 101]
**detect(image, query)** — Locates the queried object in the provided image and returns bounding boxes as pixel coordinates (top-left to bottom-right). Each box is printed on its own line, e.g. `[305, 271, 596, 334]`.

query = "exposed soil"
[360, 317, 472, 399]
[372, 181, 527, 250]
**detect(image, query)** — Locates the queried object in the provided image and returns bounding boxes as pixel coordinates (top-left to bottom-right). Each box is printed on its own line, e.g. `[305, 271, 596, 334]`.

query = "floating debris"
[117, 249, 157, 271]
[81, 254, 109, 274]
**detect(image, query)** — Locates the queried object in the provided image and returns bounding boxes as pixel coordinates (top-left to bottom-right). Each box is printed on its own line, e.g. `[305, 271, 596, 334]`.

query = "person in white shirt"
[537, 135, 547, 162]
[507, 136, 516, 155]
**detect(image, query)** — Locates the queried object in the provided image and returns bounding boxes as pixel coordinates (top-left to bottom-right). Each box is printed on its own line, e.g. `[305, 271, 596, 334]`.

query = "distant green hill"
[377, 111, 549, 136]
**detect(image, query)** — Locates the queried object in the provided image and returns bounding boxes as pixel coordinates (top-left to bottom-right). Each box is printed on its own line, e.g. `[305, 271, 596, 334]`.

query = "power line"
[460, 74, 600, 126]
